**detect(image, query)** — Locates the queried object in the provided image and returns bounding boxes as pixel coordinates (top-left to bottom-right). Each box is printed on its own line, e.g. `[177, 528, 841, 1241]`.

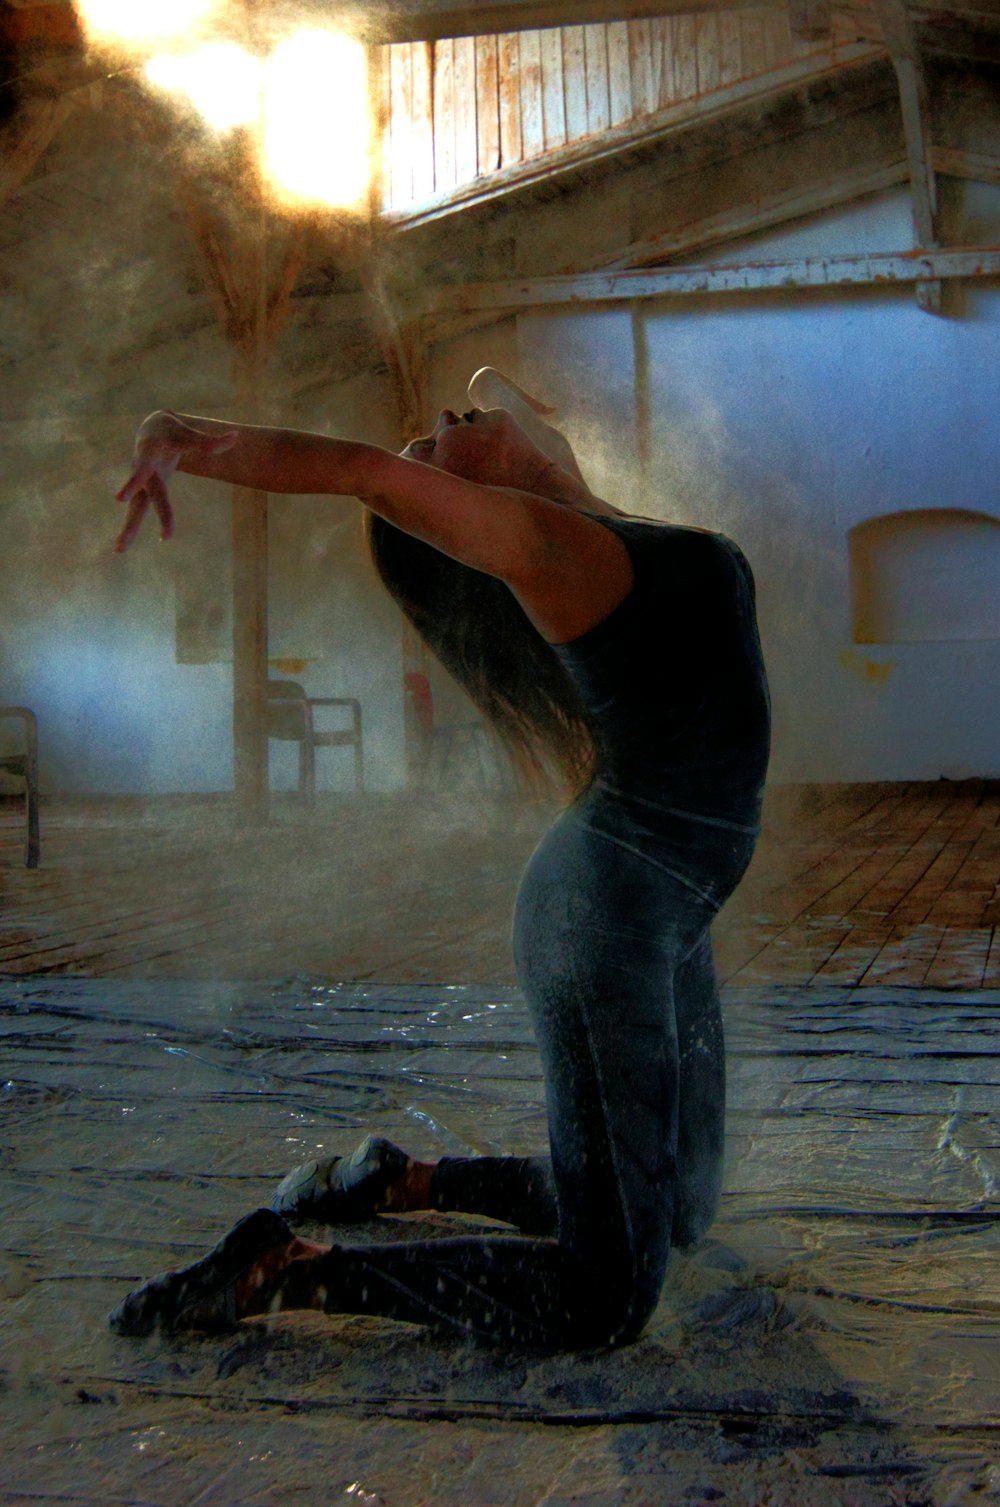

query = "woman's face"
[401, 407, 547, 488]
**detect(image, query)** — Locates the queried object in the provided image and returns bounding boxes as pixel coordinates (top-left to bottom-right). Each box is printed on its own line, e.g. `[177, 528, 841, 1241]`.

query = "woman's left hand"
[113, 411, 237, 553]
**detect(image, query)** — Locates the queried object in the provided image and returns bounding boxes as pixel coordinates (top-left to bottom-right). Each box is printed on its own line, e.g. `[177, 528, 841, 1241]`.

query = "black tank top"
[549, 514, 771, 827]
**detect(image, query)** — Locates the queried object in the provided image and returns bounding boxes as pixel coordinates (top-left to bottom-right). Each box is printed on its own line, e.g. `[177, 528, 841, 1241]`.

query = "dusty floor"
[1, 782, 999, 1506]
[0, 779, 998, 986]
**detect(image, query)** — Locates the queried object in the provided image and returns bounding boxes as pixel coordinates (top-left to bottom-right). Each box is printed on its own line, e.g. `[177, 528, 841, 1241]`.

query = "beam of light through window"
[73, 0, 220, 48]
[261, 31, 370, 211]
[145, 43, 261, 133]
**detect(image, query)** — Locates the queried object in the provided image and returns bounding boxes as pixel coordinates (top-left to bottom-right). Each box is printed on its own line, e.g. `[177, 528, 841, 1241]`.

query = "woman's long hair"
[365, 512, 599, 797]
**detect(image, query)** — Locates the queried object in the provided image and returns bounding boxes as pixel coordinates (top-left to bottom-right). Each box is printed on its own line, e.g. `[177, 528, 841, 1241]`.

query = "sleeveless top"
[549, 514, 771, 837]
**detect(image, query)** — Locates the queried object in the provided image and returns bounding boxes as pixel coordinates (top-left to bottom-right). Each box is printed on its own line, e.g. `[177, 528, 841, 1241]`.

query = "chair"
[0, 706, 40, 867]
[266, 680, 363, 799]
[403, 671, 498, 790]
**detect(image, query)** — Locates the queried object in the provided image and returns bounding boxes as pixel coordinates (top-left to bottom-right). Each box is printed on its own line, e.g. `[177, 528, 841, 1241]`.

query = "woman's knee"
[560, 1236, 667, 1348]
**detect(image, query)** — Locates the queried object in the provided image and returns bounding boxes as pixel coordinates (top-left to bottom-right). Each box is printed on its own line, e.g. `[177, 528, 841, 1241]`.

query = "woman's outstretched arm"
[114, 409, 633, 644]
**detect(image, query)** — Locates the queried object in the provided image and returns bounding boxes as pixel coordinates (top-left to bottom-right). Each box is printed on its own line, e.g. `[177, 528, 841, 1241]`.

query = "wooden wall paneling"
[647, 17, 672, 108]
[561, 25, 588, 140]
[390, 43, 414, 210]
[762, 11, 792, 68]
[719, 12, 745, 84]
[540, 26, 567, 149]
[628, 19, 654, 116]
[674, 13, 699, 99]
[412, 41, 436, 200]
[498, 31, 523, 166]
[475, 34, 502, 175]
[696, 13, 722, 93]
[606, 20, 633, 125]
[453, 36, 478, 183]
[644, 16, 668, 109]
[740, 11, 768, 75]
[519, 29, 545, 158]
[434, 38, 457, 192]
[584, 24, 611, 133]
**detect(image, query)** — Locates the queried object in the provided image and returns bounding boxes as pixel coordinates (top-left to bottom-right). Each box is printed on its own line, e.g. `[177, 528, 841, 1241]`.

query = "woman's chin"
[401, 439, 437, 463]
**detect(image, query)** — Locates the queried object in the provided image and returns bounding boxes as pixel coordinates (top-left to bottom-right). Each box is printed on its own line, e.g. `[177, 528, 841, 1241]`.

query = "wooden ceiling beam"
[329, 0, 785, 43]
[409, 246, 1000, 311]
[933, 143, 1000, 181]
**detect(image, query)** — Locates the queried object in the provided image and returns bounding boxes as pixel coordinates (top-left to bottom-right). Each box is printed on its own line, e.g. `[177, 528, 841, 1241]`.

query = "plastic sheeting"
[1, 976, 999, 1506]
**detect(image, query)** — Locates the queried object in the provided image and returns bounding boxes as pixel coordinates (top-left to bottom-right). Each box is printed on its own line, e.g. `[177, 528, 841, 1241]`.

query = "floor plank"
[0, 782, 997, 989]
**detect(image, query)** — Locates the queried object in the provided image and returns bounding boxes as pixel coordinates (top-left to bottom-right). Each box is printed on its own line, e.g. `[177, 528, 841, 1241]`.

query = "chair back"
[266, 680, 310, 742]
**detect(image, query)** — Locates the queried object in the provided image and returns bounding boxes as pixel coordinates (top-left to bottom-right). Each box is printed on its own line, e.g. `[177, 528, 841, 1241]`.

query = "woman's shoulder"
[584, 511, 740, 554]
[584, 512, 755, 594]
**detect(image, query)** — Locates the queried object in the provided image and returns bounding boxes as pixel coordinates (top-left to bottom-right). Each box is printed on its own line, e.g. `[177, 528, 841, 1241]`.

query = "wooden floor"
[0, 780, 998, 987]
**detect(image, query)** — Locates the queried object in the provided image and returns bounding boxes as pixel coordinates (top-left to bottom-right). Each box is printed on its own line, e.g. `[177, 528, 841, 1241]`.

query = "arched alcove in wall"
[849, 508, 1000, 644]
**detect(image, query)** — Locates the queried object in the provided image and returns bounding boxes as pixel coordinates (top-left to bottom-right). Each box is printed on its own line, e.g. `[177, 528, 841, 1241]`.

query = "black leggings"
[274, 795, 756, 1350]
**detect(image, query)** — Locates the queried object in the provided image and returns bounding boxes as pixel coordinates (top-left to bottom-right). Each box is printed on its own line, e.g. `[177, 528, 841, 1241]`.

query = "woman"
[109, 368, 770, 1350]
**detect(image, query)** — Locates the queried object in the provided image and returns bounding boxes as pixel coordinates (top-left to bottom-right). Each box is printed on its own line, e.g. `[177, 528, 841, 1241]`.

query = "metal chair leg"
[25, 784, 39, 868]
[353, 706, 364, 793]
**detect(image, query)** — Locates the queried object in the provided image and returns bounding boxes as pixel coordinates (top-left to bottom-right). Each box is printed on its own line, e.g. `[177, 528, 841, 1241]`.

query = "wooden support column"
[230, 228, 269, 817]
[177, 158, 312, 818]
[873, 0, 942, 310]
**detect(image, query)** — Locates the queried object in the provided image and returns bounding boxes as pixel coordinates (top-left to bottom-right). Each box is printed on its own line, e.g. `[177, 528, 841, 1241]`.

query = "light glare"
[262, 31, 370, 210]
[145, 44, 261, 133]
[73, 0, 218, 47]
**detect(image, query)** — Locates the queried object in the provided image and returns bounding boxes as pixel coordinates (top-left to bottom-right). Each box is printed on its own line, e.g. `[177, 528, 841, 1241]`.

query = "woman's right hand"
[113, 410, 237, 553]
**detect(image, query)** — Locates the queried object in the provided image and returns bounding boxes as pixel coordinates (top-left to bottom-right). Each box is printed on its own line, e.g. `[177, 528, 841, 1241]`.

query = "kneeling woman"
[109, 368, 770, 1350]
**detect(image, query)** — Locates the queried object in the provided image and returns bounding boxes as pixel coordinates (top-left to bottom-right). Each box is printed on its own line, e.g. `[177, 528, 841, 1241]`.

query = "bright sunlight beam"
[262, 30, 370, 211]
[73, 0, 219, 48]
[145, 43, 260, 133]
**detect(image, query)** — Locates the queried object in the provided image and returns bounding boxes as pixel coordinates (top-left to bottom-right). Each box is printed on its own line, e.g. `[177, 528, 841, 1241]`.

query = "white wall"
[0, 357, 409, 796]
[514, 186, 1000, 781]
[4, 149, 999, 794]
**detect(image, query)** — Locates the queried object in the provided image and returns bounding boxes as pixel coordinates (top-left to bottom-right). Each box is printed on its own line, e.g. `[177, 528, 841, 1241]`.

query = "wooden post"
[231, 128, 270, 819]
[872, 0, 941, 311]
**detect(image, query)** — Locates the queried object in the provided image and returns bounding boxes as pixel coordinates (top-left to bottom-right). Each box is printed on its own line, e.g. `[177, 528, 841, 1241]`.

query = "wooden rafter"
[874, 0, 937, 244]
[597, 161, 909, 270]
[873, 0, 941, 307]
[0, 91, 75, 209]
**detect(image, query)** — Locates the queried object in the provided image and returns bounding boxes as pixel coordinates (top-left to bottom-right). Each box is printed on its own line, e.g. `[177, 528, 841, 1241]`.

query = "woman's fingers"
[116, 464, 153, 506]
[113, 492, 150, 554]
[146, 471, 174, 540]
[114, 424, 231, 553]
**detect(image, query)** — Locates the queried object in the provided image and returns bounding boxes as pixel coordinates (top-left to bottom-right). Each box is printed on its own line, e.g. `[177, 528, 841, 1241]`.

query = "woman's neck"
[526, 457, 623, 517]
